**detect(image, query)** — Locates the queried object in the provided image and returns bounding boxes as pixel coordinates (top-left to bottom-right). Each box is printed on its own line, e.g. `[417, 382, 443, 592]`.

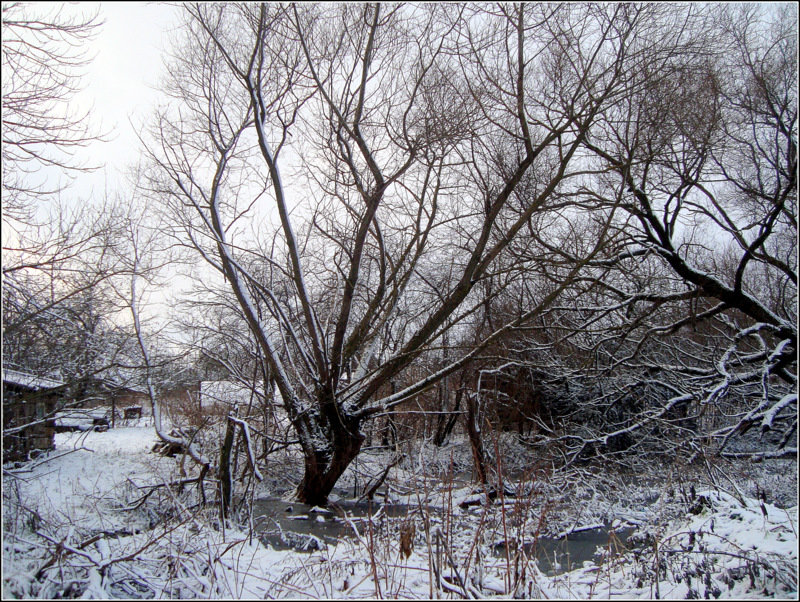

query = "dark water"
[249, 497, 419, 552]
[494, 525, 635, 575]
[249, 496, 635, 576]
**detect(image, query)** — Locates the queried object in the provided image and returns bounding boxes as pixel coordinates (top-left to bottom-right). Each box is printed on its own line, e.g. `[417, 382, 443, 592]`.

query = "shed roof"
[2, 369, 64, 391]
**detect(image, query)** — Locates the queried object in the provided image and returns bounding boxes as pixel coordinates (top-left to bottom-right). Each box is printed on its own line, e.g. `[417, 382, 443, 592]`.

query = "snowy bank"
[2, 427, 797, 599]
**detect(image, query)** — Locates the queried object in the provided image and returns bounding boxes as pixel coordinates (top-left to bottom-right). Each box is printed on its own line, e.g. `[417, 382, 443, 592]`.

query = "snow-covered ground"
[2, 426, 797, 599]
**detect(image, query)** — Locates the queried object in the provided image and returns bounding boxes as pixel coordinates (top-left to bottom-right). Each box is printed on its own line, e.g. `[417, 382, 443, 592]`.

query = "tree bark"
[218, 416, 236, 518]
[295, 420, 365, 506]
[465, 392, 488, 487]
[434, 383, 463, 447]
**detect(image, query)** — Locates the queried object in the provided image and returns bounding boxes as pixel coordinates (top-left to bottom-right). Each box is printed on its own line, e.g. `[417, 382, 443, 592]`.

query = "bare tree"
[1, 200, 147, 466]
[572, 4, 797, 461]
[1, 2, 126, 393]
[145, 3, 721, 505]
[1, 2, 102, 221]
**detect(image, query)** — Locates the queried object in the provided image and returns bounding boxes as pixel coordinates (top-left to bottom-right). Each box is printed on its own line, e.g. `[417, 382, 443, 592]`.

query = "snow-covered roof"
[91, 377, 146, 395]
[200, 380, 272, 406]
[55, 408, 109, 419]
[2, 368, 64, 391]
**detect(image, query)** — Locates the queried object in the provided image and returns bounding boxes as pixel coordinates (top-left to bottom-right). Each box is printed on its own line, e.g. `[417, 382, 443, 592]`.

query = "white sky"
[69, 2, 181, 201]
[43, 3, 188, 328]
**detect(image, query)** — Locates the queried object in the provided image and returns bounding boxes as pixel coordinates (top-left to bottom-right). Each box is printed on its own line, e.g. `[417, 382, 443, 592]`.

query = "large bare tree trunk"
[292, 387, 366, 505]
[296, 430, 364, 506]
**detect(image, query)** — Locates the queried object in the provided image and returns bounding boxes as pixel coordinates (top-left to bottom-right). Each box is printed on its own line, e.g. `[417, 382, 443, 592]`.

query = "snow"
[6, 429, 167, 537]
[541, 490, 798, 599]
[53, 408, 112, 431]
[2, 427, 797, 599]
[761, 393, 798, 432]
[2, 368, 64, 391]
[55, 427, 158, 454]
[200, 380, 266, 409]
[556, 523, 607, 538]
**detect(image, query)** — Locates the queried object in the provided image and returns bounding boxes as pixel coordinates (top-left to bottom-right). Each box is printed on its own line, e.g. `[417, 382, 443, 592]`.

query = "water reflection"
[494, 525, 635, 575]
[250, 497, 419, 552]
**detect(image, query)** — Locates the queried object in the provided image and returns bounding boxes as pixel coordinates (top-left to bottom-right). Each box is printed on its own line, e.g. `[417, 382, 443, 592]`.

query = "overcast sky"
[71, 2, 181, 201]
[55, 3, 187, 325]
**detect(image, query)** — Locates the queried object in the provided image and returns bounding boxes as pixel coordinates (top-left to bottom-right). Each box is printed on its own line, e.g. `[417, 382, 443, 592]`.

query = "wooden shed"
[2, 369, 64, 462]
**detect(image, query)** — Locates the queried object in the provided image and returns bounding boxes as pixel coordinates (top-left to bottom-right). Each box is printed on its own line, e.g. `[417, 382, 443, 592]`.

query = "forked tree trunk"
[296, 444, 363, 506]
[295, 394, 366, 506]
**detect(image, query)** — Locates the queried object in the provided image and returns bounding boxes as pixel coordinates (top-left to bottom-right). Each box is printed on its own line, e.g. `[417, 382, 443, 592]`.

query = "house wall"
[160, 382, 201, 411]
[110, 390, 151, 417]
[2, 383, 59, 462]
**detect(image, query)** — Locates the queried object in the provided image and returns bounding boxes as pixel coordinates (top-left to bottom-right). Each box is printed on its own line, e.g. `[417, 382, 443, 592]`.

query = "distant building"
[53, 407, 112, 433]
[197, 380, 290, 430]
[2, 368, 153, 462]
[70, 376, 148, 415]
[199, 380, 266, 410]
[50, 376, 150, 430]
[2, 369, 65, 462]
[89, 379, 149, 427]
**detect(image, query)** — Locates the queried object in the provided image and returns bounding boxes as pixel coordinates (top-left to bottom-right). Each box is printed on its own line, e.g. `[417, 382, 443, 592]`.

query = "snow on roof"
[53, 408, 110, 428]
[200, 380, 271, 406]
[2, 368, 146, 395]
[92, 377, 146, 395]
[2, 368, 64, 391]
